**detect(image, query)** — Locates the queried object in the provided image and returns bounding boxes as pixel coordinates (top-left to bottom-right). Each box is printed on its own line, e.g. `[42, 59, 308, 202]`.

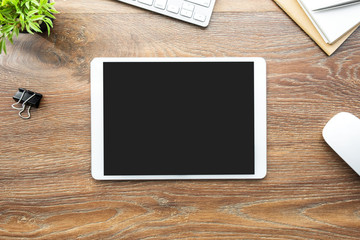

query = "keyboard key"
[194, 13, 206, 22]
[154, 0, 167, 9]
[167, 4, 179, 14]
[181, 9, 193, 18]
[182, 2, 194, 11]
[138, 0, 154, 6]
[185, 0, 211, 7]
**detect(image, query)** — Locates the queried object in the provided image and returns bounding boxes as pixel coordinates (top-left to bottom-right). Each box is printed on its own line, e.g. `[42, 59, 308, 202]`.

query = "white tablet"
[91, 58, 267, 180]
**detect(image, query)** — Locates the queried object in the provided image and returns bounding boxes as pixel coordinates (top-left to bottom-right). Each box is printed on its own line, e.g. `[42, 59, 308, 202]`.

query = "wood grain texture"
[0, 0, 360, 239]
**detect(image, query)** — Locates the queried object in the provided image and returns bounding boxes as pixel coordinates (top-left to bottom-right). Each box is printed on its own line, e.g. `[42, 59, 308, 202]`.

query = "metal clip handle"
[11, 91, 36, 119]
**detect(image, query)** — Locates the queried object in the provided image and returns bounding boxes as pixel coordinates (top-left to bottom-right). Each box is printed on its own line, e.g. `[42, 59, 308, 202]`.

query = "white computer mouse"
[323, 112, 360, 176]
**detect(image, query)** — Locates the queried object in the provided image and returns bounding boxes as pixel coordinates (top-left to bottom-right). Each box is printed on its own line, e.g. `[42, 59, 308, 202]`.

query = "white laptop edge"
[91, 57, 267, 180]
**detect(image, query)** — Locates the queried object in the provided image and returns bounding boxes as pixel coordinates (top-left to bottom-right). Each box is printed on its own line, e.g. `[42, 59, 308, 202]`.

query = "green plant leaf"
[30, 14, 44, 21]
[2, 0, 9, 7]
[28, 20, 41, 32]
[0, 13, 5, 21]
[49, 8, 59, 14]
[8, 31, 13, 44]
[40, 0, 47, 7]
[0, 0, 59, 54]
[19, 13, 25, 28]
[25, 23, 33, 34]
[14, 26, 19, 37]
[1, 39, 7, 54]
[43, 16, 52, 27]
[46, 22, 50, 36]
[43, 11, 54, 19]
[1, 24, 14, 33]
[31, 0, 39, 7]
[27, 9, 38, 17]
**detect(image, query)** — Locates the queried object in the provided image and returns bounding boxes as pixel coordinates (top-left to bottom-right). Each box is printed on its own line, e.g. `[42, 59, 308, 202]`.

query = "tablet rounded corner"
[255, 57, 266, 66]
[91, 168, 103, 181]
[258, 170, 267, 179]
[256, 162, 267, 179]
[90, 57, 102, 67]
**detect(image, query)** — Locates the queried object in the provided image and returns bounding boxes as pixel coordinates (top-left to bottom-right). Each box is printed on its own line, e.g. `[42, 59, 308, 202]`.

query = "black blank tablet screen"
[104, 62, 254, 175]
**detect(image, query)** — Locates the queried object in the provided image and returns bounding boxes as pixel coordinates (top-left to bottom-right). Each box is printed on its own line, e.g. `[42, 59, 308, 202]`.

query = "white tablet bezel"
[91, 57, 266, 180]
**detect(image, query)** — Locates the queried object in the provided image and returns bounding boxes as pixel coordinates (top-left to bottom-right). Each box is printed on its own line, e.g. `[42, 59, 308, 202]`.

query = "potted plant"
[0, 0, 59, 54]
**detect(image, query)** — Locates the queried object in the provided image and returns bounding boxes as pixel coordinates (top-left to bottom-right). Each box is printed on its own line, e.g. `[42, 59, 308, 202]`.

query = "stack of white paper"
[297, 0, 360, 44]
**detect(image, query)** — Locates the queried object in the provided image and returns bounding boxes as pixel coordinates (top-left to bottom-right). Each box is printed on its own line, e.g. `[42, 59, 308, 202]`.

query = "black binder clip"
[12, 88, 42, 119]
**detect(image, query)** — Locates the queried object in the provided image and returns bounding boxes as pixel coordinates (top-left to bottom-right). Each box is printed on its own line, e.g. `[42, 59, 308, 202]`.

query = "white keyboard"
[117, 0, 216, 27]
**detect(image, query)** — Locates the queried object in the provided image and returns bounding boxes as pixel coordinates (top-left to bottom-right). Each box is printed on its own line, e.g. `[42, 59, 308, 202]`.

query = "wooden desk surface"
[0, 0, 359, 239]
